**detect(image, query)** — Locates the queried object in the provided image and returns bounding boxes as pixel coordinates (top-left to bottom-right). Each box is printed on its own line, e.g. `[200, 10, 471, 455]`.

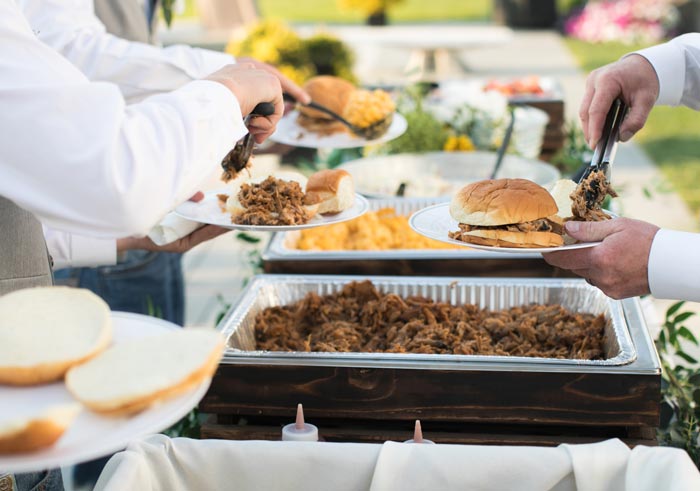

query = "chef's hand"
[542, 218, 659, 299]
[580, 54, 659, 148]
[205, 63, 284, 143]
[235, 57, 311, 107]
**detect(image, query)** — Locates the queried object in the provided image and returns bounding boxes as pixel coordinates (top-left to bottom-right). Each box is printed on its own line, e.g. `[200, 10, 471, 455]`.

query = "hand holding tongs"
[220, 102, 276, 182]
[578, 98, 627, 184]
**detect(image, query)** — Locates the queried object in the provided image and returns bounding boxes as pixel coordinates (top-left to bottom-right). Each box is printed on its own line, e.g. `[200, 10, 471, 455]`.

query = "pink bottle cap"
[282, 403, 319, 442]
[404, 420, 435, 444]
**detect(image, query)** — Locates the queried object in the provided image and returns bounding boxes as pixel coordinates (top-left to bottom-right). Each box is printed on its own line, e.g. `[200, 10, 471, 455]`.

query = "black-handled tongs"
[220, 101, 276, 182]
[578, 98, 627, 184]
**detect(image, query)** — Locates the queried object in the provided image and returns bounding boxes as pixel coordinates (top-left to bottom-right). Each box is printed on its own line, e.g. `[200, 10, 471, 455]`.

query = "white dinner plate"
[269, 110, 407, 149]
[174, 190, 369, 232]
[0, 312, 210, 473]
[409, 203, 602, 254]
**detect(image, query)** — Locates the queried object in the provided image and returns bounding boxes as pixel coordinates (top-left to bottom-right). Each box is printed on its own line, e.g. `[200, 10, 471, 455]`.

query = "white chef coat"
[0, 0, 246, 267]
[17, 0, 240, 268]
[635, 34, 700, 301]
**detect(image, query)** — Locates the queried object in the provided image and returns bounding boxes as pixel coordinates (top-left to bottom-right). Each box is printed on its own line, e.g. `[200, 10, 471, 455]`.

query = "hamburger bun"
[65, 329, 225, 416]
[297, 76, 356, 135]
[0, 287, 112, 386]
[455, 229, 564, 248]
[548, 179, 578, 219]
[450, 178, 558, 226]
[305, 169, 355, 215]
[0, 403, 81, 454]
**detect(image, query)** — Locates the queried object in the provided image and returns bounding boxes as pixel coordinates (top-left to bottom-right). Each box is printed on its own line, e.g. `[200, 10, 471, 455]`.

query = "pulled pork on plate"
[255, 280, 606, 360]
[230, 176, 319, 226]
[571, 169, 618, 221]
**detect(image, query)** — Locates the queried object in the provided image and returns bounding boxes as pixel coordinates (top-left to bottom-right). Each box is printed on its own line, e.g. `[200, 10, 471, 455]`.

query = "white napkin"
[147, 213, 202, 246]
[94, 436, 700, 491]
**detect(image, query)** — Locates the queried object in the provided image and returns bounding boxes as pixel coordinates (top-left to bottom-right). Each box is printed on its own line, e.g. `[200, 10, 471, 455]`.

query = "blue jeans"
[13, 469, 63, 491]
[54, 250, 184, 326]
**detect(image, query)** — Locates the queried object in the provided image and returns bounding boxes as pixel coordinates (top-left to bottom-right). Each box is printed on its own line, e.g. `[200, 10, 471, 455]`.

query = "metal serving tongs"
[578, 98, 627, 184]
[220, 102, 276, 182]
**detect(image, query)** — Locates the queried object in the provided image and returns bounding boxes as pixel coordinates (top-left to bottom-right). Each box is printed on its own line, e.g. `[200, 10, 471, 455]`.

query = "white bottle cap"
[404, 420, 435, 444]
[282, 403, 319, 442]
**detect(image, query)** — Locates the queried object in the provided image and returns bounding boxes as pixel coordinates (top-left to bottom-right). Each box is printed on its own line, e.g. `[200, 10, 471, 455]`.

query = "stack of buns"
[0, 286, 224, 454]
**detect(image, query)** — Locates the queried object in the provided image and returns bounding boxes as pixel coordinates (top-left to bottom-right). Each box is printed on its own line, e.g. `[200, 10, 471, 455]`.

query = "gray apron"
[0, 197, 53, 295]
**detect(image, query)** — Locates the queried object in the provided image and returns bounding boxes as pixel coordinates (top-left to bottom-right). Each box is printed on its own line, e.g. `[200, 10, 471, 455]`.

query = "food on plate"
[65, 329, 224, 416]
[225, 173, 319, 226]
[484, 76, 545, 97]
[0, 287, 112, 385]
[448, 178, 564, 248]
[294, 207, 459, 251]
[0, 403, 81, 454]
[571, 169, 617, 221]
[297, 76, 356, 136]
[304, 169, 355, 215]
[254, 280, 606, 359]
[548, 178, 578, 219]
[296, 75, 395, 139]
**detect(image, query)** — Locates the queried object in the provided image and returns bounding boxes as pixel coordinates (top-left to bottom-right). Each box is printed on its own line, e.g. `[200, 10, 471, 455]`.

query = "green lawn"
[565, 38, 700, 219]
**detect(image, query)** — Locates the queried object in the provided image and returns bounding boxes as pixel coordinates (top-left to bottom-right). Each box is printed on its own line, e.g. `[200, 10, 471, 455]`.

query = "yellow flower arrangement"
[443, 134, 475, 152]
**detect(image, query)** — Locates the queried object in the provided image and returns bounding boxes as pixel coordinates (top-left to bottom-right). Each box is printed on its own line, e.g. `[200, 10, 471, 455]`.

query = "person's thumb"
[564, 219, 618, 242]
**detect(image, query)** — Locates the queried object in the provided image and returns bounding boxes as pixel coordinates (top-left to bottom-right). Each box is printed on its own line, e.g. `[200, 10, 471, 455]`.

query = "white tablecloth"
[94, 435, 700, 491]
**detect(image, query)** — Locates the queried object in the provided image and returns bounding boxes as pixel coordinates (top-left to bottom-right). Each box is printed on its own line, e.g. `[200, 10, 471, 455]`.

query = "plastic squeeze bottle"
[282, 403, 319, 442]
[404, 420, 435, 444]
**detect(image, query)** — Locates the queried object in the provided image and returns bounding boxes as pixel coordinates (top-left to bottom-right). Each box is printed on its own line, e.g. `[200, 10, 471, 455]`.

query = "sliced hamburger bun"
[449, 178, 558, 226]
[305, 169, 355, 215]
[547, 179, 578, 219]
[0, 403, 81, 454]
[297, 76, 356, 135]
[0, 287, 112, 386]
[456, 229, 564, 248]
[65, 329, 225, 416]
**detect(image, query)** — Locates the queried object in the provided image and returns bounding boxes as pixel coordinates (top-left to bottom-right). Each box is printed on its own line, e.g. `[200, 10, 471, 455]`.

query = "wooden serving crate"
[201, 278, 661, 447]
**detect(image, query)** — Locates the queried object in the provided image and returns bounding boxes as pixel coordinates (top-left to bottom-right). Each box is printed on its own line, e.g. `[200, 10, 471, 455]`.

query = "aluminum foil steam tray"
[218, 275, 639, 371]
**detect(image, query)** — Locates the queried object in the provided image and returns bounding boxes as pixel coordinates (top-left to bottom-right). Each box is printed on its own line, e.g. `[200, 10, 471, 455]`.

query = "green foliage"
[656, 301, 700, 468]
[304, 33, 357, 84]
[162, 407, 201, 439]
[550, 121, 592, 178]
[338, 0, 405, 16]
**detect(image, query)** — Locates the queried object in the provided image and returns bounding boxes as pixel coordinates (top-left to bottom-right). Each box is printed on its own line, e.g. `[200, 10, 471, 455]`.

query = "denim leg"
[54, 250, 184, 326]
[13, 469, 64, 491]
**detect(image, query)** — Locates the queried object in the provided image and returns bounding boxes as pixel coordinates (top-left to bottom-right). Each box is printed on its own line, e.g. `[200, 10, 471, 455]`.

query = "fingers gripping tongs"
[220, 102, 276, 182]
[578, 98, 627, 184]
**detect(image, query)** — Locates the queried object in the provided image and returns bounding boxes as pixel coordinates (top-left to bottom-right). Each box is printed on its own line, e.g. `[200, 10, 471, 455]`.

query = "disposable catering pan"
[205, 275, 660, 432]
[262, 198, 564, 277]
[219, 275, 640, 370]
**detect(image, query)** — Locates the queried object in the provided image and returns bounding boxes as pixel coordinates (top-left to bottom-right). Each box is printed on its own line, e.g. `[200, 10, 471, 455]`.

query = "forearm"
[648, 229, 700, 302]
[635, 33, 700, 109]
[19, 0, 235, 101]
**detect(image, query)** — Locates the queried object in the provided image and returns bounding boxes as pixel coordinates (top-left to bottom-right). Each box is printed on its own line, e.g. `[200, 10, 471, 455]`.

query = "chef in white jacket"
[543, 33, 700, 302]
[16, 0, 309, 268]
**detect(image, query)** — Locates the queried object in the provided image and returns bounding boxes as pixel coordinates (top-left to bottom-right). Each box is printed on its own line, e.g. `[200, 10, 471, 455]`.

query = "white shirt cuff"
[53, 235, 117, 270]
[193, 49, 236, 77]
[633, 41, 686, 106]
[648, 229, 700, 301]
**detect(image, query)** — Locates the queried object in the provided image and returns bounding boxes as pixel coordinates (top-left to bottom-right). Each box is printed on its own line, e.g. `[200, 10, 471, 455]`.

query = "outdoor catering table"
[93, 434, 700, 491]
[200, 275, 661, 448]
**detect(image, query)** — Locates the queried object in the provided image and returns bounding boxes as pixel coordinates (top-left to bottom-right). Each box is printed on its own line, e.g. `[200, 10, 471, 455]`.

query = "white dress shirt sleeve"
[43, 226, 117, 270]
[1, 0, 246, 238]
[648, 229, 700, 302]
[635, 33, 700, 109]
[18, 0, 236, 102]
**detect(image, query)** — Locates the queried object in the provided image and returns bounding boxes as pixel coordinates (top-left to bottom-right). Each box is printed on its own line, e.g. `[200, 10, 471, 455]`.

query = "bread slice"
[305, 169, 355, 215]
[65, 329, 225, 416]
[454, 229, 564, 248]
[0, 287, 112, 385]
[0, 403, 81, 454]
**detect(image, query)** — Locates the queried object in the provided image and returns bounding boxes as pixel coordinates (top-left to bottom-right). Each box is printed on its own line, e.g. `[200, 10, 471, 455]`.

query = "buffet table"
[94, 435, 700, 491]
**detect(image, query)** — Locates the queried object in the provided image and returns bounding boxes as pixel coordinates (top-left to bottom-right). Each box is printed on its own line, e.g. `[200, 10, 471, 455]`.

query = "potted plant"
[337, 0, 405, 26]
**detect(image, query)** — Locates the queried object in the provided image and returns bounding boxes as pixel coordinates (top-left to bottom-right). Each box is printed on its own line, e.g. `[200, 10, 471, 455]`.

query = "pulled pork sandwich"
[448, 178, 564, 248]
[571, 169, 618, 221]
[226, 173, 319, 226]
[304, 169, 355, 215]
[297, 76, 356, 136]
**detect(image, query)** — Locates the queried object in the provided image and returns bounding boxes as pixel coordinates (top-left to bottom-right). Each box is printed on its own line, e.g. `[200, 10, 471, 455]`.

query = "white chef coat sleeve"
[18, 0, 236, 102]
[43, 226, 117, 270]
[648, 229, 700, 302]
[1, 0, 246, 238]
[634, 33, 700, 109]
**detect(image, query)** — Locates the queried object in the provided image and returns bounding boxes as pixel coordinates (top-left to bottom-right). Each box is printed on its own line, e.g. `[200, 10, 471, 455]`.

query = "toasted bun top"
[298, 76, 356, 120]
[306, 169, 351, 194]
[450, 178, 558, 226]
